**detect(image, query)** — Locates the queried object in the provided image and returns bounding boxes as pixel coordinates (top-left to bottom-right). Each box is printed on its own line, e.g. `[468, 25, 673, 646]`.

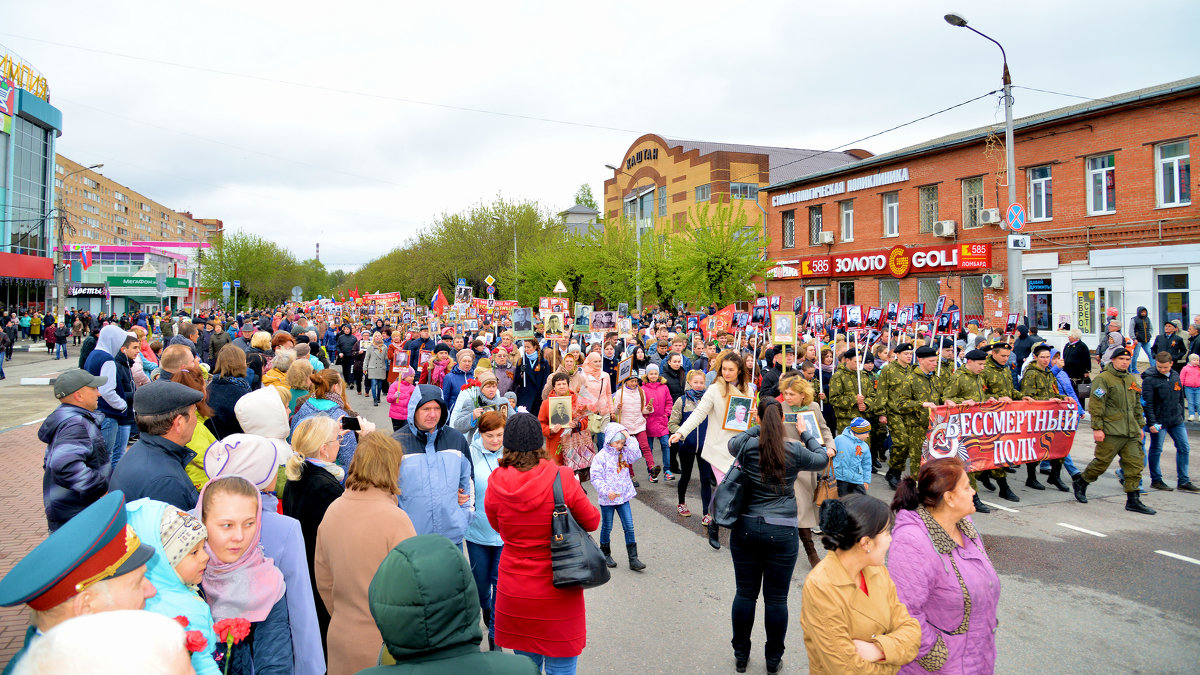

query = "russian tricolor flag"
[81, 247, 93, 270]
[430, 286, 448, 316]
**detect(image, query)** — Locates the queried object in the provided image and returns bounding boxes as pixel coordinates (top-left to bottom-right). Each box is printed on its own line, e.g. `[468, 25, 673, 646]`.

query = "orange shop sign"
[790, 243, 991, 279]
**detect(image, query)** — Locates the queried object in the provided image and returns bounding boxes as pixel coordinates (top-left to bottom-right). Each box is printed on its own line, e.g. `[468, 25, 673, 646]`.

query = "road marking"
[19, 377, 54, 386]
[1058, 522, 1107, 537]
[981, 501, 1019, 513]
[22, 418, 45, 427]
[1155, 550, 1200, 566]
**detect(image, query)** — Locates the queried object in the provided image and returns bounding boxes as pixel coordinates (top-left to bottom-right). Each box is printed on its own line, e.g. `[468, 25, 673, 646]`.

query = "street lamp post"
[493, 214, 518, 301]
[944, 13, 1021, 319]
[605, 164, 645, 313]
[54, 163, 104, 319]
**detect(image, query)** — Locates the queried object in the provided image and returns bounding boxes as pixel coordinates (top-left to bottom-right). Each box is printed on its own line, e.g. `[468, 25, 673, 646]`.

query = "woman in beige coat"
[778, 373, 834, 567]
[801, 494, 920, 674]
[669, 350, 753, 549]
[316, 431, 417, 675]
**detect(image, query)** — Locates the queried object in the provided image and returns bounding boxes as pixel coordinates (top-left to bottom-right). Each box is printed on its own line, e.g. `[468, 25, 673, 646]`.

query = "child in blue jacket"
[833, 417, 873, 496]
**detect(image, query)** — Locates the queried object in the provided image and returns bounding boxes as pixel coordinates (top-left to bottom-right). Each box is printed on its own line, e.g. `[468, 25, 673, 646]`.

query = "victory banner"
[922, 399, 1080, 472]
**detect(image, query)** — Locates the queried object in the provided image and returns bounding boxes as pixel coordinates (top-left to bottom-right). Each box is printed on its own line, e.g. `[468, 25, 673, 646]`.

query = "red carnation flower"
[173, 615, 190, 628]
[184, 630, 208, 653]
[213, 618, 251, 644]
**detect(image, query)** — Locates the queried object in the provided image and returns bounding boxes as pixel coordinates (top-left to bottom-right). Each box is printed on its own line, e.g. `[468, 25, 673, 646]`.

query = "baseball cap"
[54, 369, 107, 400]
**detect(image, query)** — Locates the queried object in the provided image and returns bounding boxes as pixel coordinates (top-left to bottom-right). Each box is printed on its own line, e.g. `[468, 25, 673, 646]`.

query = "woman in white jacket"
[670, 350, 754, 550]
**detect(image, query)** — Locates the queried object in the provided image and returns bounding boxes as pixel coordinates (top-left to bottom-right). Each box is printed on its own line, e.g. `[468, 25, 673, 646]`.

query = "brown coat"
[315, 487, 417, 675]
[784, 401, 834, 528]
[800, 550, 921, 674]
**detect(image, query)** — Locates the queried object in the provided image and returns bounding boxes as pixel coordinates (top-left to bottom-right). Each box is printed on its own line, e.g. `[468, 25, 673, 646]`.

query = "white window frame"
[1028, 165, 1053, 221]
[1086, 154, 1116, 215]
[840, 200, 854, 242]
[1155, 141, 1191, 208]
[808, 206, 823, 246]
[962, 177, 984, 229]
[695, 184, 711, 202]
[782, 210, 795, 249]
[882, 192, 899, 237]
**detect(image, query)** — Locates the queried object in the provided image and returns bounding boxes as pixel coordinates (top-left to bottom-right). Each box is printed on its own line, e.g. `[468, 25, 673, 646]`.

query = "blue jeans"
[599, 502, 636, 546]
[465, 541, 502, 641]
[648, 434, 672, 474]
[1132, 341, 1154, 374]
[1039, 455, 1080, 477]
[514, 651, 578, 675]
[100, 416, 133, 467]
[1148, 423, 1191, 486]
[55, 343, 67, 359]
[369, 378, 385, 403]
[730, 517, 799, 668]
[1186, 387, 1200, 417]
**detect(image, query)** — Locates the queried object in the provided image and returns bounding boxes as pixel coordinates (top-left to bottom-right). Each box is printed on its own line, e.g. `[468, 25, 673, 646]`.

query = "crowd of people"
[1, 298, 1197, 674]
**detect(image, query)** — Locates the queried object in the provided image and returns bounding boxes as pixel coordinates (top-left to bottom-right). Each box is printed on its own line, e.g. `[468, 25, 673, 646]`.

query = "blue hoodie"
[392, 384, 474, 545]
[833, 427, 872, 486]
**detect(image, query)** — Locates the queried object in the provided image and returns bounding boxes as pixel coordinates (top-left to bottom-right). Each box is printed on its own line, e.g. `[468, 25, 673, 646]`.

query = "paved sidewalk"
[0, 425, 49, 667]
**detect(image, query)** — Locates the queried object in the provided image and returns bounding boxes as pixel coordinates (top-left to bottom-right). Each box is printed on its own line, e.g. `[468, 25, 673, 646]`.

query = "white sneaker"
[1190, 414, 1197, 422]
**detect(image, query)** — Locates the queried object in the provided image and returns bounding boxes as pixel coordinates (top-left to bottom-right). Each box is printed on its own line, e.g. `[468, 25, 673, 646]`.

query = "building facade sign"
[0, 51, 50, 101]
[68, 283, 106, 297]
[779, 243, 991, 279]
[625, 147, 659, 170]
[771, 167, 910, 207]
[107, 275, 188, 288]
[0, 78, 13, 116]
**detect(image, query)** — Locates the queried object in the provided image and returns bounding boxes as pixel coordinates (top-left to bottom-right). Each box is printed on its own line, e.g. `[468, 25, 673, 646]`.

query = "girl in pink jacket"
[386, 366, 416, 431]
[642, 363, 675, 481]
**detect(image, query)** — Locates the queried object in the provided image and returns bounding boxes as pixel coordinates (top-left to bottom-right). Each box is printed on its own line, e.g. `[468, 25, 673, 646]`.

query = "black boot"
[708, 519, 721, 550]
[978, 473, 996, 491]
[600, 543, 616, 568]
[886, 468, 901, 490]
[1125, 491, 1156, 515]
[627, 543, 646, 571]
[996, 477, 1020, 502]
[1025, 463, 1046, 490]
[973, 494, 992, 514]
[799, 528, 821, 568]
[1072, 474, 1089, 503]
[1047, 462, 1070, 492]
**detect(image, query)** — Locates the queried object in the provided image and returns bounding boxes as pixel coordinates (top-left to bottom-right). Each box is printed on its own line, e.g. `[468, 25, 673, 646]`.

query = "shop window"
[695, 184, 711, 202]
[1156, 141, 1191, 207]
[658, 189, 667, 217]
[918, 185, 939, 233]
[730, 182, 759, 200]
[782, 210, 796, 249]
[808, 206, 823, 245]
[879, 279, 900, 306]
[1158, 272, 1191, 327]
[805, 287, 826, 313]
[918, 278, 941, 316]
[882, 192, 899, 237]
[1029, 166, 1053, 220]
[961, 275, 984, 324]
[962, 177, 984, 229]
[840, 200, 854, 242]
[838, 281, 856, 306]
[1026, 278, 1052, 330]
[1086, 154, 1116, 214]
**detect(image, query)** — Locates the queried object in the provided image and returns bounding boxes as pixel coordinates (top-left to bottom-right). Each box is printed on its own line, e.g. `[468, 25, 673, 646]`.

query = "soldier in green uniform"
[978, 341, 1022, 501]
[862, 355, 886, 471]
[879, 342, 915, 488]
[1074, 348, 1156, 515]
[0, 491, 156, 675]
[892, 345, 941, 479]
[932, 336, 958, 398]
[1020, 343, 1072, 491]
[940, 348, 995, 513]
[829, 348, 869, 436]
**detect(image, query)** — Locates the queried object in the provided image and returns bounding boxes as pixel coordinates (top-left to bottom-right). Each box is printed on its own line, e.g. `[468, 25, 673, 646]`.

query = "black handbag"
[550, 474, 611, 589]
[712, 442, 749, 528]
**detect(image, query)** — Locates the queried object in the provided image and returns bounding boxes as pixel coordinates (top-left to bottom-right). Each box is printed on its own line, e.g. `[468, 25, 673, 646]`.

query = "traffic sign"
[486, 285, 496, 295]
[1006, 203, 1026, 231]
[222, 281, 231, 289]
[1008, 234, 1031, 250]
[233, 280, 241, 288]
[484, 275, 496, 286]
[553, 280, 568, 294]
[457, 278, 467, 287]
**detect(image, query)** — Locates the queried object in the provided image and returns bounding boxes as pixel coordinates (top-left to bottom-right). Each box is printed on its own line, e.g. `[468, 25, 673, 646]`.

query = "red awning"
[0, 252, 55, 280]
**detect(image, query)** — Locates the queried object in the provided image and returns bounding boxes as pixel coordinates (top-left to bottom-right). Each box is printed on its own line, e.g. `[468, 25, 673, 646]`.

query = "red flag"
[431, 286, 449, 316]
[702, 304, 736, 341]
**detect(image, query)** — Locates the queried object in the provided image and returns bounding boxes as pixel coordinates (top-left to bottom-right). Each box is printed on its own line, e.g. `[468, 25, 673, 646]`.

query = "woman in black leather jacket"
[727, 396, 833, 674]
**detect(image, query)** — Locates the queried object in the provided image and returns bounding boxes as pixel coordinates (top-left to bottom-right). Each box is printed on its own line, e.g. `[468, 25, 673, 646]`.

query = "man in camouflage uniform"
[1020, 343, 1072, 492]
[891, 345, 941, 479]
[879, 342, 915, 488]
[940, 348, 994, 513]
[978, 341, 1021, 501]
[829, 348, 869, 436]
[1074, 348, 1155, 515]
[932, 336, 958, 398]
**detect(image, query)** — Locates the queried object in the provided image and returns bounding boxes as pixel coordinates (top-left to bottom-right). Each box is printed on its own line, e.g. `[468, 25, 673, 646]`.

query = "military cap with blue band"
[0, 491, 155, 611]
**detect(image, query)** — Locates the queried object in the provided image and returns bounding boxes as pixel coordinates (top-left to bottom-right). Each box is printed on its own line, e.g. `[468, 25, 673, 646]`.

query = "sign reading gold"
[0, 50, 50, 102]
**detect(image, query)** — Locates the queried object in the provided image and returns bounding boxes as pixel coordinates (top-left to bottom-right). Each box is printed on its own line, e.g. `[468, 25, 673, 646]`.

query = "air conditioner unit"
[979, 208, 1001, 225]
[981, 274, 1004, 289]
[817, 231, 835, 245]
[932, 220, 957, 237]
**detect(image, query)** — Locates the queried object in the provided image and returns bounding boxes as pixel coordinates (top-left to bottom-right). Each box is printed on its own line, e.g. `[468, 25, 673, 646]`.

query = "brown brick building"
[762, 76, 1199, 351]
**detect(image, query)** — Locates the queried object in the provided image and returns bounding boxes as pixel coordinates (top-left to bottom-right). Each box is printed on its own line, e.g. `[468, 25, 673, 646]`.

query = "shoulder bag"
[814, 458, 838, 505]
[550, 473, 611, 589]
[712, 439, 750, 528]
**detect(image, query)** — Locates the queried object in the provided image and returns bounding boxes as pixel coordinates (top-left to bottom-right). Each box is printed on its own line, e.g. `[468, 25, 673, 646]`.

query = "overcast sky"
[4, 1, 1197, 272]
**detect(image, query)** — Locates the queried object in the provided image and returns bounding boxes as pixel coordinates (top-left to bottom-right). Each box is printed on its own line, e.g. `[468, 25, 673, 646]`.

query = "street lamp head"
[944, 12, 968, 27]
[88, 163, 104, 170]
[604, 164, 619, 172]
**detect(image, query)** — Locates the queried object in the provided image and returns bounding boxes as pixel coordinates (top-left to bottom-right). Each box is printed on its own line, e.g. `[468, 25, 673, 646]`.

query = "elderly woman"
[887, 458, 1000, 674]
[286, 358, 315, 414]
[450, 368, 511, 444]
[272, 330, 296, 353]
[246, 330, 275, 389]
[207, 343, 252, 439]
[362, 331, 390, 406]
[262, 347, 296, 391]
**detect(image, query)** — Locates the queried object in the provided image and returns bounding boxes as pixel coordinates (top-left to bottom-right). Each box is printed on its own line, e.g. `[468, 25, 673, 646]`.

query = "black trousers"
[676, 445, 714, 513]
[730, 517, 799, 667]
[837, 480, 867, 497]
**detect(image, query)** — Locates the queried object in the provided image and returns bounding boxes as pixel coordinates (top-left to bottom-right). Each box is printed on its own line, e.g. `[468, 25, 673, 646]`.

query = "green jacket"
[1088, 364, 1145, 438]
[981, 356, 1015, 399]
[941, 368, 988, 404]
[933, 358, 957, 398]
[893, 366, 941, 420]
[876, 360, 911, 420]
[361, 534, 537, 675]
[829, 365, 865, 422]
[1020, 364, 1063, 400]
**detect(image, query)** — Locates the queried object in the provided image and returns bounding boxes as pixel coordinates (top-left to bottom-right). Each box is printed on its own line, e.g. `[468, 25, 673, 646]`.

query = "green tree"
[574, 184, 599, 211]
[199, 229, 304, 310]
[669, 199, 770, 307]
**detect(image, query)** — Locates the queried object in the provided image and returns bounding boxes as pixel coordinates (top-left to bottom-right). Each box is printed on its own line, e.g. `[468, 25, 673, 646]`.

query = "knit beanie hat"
[475, 369, 498, 386]
[850, 417, 871, 434]
[159, 508, 207, 569]
[504, 412, 545, 453]
[204, 434, 292, 492]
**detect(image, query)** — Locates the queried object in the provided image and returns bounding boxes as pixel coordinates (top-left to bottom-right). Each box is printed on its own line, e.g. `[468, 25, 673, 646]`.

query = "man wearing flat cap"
[1020, 343, 1072, 491]
[0, 491, 157, 675]
[109, 379, 204, 510]
[39, 369, 110, 532]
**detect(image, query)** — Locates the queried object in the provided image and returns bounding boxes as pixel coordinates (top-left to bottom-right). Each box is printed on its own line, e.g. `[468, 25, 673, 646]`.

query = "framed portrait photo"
[724, 395, 754, 433]
[418, 349, 433, 367]
[617, 355, 633, 384]
[616, 317, 633, 339]
[512, 307, 535, 339]
[548, 396, 573, 427]
[772, 311, 796, 345]
[391, 351, 410, 372]
[544, 312, 566, 337]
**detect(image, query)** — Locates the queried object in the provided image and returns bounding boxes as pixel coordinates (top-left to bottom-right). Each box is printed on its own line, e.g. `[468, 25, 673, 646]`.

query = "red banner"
[702, 304, 736, 341]
[922, 399, 1080, 472]
[791, 243, 992, 279]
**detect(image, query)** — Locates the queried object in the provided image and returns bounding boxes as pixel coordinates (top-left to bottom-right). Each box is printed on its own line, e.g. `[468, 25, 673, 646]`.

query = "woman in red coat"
[486, 412, 601, 674]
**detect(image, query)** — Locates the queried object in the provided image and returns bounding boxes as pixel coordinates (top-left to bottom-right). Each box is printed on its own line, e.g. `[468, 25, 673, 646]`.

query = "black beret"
[133, 380, 204, 417]
[1032, 343, 1053, 356]
[894, 343, 914, 354]
[964, 349, 988, 361]
[915, 346, 938, 358]
[433, 344, 451, 354]
[1111, 347, 1132, 360]
[840, 348, 857, 360]
[990, 341, 1011, 351]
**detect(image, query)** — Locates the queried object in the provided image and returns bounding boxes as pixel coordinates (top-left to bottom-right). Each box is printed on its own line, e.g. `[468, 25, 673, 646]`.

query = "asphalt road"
[3, 348, 1198, 673]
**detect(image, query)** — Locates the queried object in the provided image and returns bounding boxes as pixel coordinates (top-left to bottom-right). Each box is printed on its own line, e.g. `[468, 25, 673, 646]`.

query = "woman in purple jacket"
[888, 457, 1000, 674]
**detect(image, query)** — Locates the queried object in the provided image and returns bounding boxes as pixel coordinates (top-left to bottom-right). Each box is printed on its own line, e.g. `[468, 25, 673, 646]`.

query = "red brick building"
[761, 76, 1199, 351]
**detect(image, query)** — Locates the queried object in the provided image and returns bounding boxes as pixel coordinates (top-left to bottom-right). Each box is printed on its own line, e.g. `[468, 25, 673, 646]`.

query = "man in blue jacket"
[392, 384, 473, 546]
[39, 369, 111, 532]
